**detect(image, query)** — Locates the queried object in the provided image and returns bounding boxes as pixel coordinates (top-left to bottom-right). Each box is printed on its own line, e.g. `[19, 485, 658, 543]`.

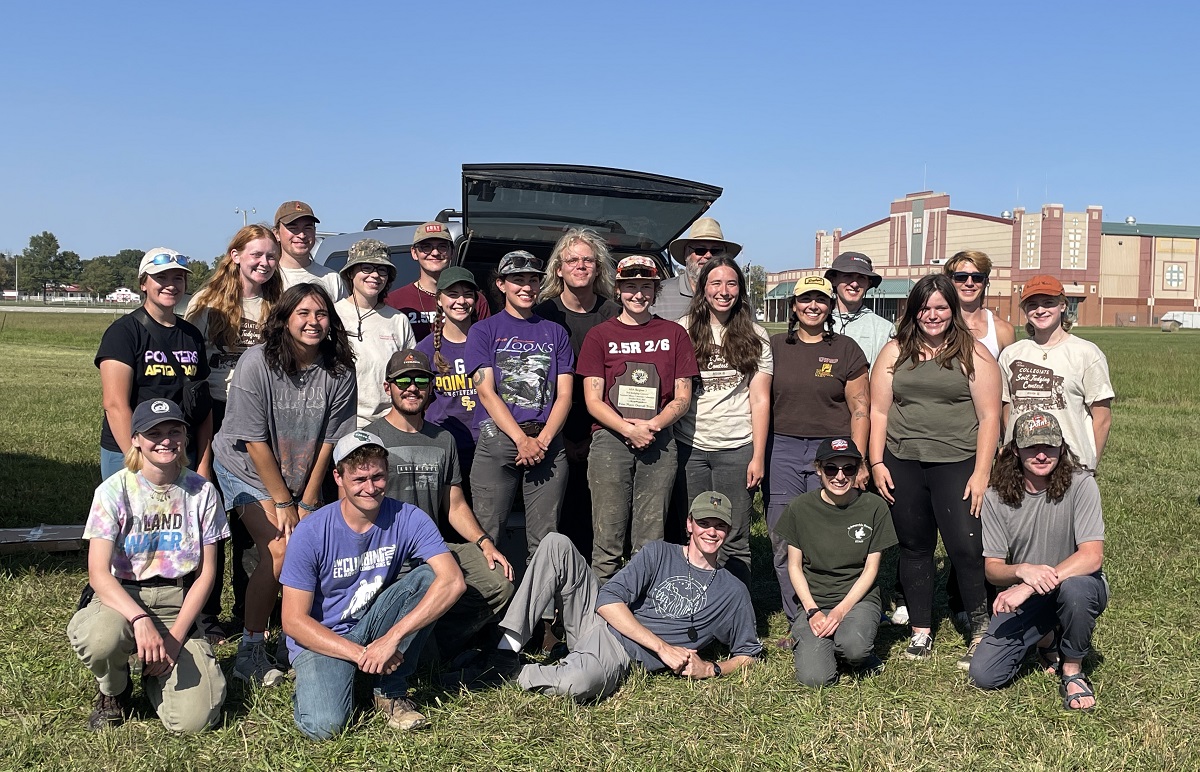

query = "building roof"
[765, 281, 796, 299]
[1102, 222, 1200, 238]
[870, 279, 915, 299]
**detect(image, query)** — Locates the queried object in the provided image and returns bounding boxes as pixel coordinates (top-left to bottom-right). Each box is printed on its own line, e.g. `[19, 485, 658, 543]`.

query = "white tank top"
[979, 309, 999, 358]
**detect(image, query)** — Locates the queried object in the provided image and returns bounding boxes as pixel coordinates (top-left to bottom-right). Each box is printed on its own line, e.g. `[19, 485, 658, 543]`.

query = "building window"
[1165, 263, 1186, 289]
[912, 219, 923, 234]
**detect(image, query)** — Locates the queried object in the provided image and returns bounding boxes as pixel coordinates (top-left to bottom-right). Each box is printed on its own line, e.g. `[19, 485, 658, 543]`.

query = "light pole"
[235, 207, 256, 227]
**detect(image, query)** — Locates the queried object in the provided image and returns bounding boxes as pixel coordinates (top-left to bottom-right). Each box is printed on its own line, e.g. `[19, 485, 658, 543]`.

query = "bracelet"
[274, 499, 296, 509]
[870, 461, 884, 468]
[129, 613, 150, 626]
[475, 534, 492, 548]
[297, 500, 319, 512]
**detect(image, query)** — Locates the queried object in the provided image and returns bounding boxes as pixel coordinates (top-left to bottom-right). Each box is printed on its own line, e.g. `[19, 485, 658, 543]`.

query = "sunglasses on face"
[390, 376, 431, 389]
[821, 462, 860, 478]
[689, 246, 726, 257]
[147, 253, 190, 268]
[415, 242, 451, 254]
[952, 272, 987, 284]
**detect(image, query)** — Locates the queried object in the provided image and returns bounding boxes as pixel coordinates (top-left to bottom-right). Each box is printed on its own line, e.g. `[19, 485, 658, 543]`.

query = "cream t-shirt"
[278, 261, 346, 302]
[674, 318, 773, 451]
[336, 299, 417, 428]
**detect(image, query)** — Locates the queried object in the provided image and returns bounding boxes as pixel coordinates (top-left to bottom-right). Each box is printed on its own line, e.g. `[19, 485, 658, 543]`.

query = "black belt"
[120, 574, 194, 588]
[518, 421, 546, 437]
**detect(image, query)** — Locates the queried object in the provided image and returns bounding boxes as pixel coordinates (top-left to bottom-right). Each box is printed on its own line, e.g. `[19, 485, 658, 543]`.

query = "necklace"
[353, 300, 377, 342]
[1031, 332, 1067, 361]
[415, 280, 436, 296]
[683, 545, 719, 642]
[146, 479, 176, 502]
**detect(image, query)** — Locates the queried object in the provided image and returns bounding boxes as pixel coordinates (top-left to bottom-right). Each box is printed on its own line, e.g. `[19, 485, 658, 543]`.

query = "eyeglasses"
[414, 242, 451, 254]
[689, 246, 726, 257]
[952, 272, 987, 284]
[357, 264, 390, 276]
[821, 462, 860, 478]
[390, 375, 431, 389]
[147, 253, 190, 268]
[562, 257, 597, 267]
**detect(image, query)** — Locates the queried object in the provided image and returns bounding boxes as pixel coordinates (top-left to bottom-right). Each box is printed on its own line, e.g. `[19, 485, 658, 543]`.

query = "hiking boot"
[233, 640, 286, 687]
[460, 648, 523, 689]
[903, 632, 934, 660]
[87, 678, 132, 731]
[373, 695, 428, 731]
[957, 637, 983, 671]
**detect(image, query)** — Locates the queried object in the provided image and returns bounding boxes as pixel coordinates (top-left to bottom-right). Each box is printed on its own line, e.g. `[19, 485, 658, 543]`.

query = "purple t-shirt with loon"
[464, 309, 573, 430]
[279, 497, 448, 660]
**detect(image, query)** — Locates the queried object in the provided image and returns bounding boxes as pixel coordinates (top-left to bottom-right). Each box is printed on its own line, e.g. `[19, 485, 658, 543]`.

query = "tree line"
[1, 231, 212, 301]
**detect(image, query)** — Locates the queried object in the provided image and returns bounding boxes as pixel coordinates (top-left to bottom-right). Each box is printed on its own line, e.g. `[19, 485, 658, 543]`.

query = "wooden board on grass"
[0, 525, 85, 555]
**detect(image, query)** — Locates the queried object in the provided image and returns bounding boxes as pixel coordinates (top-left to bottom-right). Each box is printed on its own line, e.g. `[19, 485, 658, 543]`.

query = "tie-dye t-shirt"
[84, 468, 231, 581]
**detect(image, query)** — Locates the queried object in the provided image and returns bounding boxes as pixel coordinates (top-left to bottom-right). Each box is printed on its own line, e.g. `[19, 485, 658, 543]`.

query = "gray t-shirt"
[982, 471, 1105, 567]
[596, 540, 762, 672]
[831, 307, 894, 371]
[364, 417, 461, 540]
[214, 345, 357, 494]
[649, 273, 693, 322]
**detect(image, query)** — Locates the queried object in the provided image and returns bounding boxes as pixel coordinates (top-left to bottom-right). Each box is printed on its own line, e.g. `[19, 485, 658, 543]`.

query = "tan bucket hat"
[667, 217, 742, 264]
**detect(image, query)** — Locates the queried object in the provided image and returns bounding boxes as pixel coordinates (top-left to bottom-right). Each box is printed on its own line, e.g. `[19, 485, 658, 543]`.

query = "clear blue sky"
[2, 1, 1194, 272]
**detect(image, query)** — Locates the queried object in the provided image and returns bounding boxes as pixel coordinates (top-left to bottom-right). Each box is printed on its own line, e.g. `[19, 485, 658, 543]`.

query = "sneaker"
[957, 637, 983, 671]
[903, 632, 934, 660]
[87, 678, 132, 731]
[373, 695, 428, 731]
[233, 640, 286, 687]
[461, 648, 523, 689]
[889, 605, 910, 626]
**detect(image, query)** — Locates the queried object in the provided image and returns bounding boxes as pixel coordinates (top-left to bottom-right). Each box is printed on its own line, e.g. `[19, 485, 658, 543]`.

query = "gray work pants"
[471, 428, 567, 563]
[789, 596, 881, 687]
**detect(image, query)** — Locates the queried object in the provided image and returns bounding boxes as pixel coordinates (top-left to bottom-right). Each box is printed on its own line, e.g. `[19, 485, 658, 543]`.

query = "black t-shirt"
[95, 311, 211, 452]
[533, 295, 620, 442]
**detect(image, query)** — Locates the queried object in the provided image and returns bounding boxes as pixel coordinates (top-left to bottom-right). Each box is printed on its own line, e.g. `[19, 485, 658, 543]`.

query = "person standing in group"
[776, 437, 897, 686]
[652, 218, 742, 321]
[999, 274, 1114, 474]
[466, 251, 573, 563]
[68, 399, 228, 733]
[969, 411, 1108, 712]
[765, 276, 869, 627]
[824, 251, 894, 367]
[334, 238, 416, 428]
[578, 256, 699, 582]
[675, 256, 771, 585]
[533, 228, 620, 557]
[212, 283, 357, 686]
[185, 225, 283, 642]
[97, 248, 212, 481]
[869, 273, 1001, 665]
[417, 267, 483, 495]
[944, 250, 1015, 359]
[385, 221, 491, 340]
[272, 201, 344, 301]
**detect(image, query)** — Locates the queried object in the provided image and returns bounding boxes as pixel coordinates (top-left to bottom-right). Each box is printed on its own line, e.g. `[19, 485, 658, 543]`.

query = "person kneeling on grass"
[464, 491, 761, 702]
[280, 431, 465, 739]
[68, 398, 229, 733]
[777, 437, 897, 686]
[968, 411, 1108, 711]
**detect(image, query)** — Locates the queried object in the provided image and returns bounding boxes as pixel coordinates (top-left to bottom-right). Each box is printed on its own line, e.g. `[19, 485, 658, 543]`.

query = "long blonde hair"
[539, 228, 615, 301]
[187, 225, 282, 349]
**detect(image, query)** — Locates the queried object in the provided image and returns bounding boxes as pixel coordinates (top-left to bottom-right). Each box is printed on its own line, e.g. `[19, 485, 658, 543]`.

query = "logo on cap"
[831, 438, 848, 451]
[353, 431, 370, 441]
[709, 495, 723, 507]
[424, 224, 443, 233]
[151, 400, 170, 414]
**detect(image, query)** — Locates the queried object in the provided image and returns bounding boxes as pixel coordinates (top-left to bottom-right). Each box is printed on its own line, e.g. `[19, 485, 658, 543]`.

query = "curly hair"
[785, 289, 835, 344]
[989, 439, 1081, 508]
[186, 225, 282, 350]
[892, 273, 976, 378]
[684, 257, 762, 375]
[539, 228, 615, 302]
[261, 284, 354, 377]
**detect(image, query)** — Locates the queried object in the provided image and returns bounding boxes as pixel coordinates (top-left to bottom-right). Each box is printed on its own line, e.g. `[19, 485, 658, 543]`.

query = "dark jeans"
[970, 572, 1108, 690]
[676, 442, 753, 586]
[471, 428, 567, 564]
[763, 435, 824, 622]
[885, 450, 987, 630]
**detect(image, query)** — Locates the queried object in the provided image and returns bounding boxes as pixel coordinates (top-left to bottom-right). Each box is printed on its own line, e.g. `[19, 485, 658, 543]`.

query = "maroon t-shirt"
[577, 316, 699, 433]
[770, 333, 868, 438]
[384, 281, 491, 341]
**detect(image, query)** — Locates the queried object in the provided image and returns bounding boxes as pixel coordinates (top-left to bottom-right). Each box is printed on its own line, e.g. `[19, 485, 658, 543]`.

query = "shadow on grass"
[0, 452, 99, 529]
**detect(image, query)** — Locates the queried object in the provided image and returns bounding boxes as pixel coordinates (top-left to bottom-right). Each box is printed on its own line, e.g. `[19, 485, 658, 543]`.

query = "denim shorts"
[213, 458, 271, 509]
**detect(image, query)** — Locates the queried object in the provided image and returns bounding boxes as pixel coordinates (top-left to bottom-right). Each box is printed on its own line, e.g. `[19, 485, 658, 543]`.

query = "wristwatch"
[475, 534, 492, 548]
[711, 662, 722, 678]
[805, 608, 820, 620]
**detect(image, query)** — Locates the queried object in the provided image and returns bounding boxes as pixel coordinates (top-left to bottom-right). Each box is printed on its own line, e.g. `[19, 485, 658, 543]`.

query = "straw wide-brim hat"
[667, 217, 743, 264]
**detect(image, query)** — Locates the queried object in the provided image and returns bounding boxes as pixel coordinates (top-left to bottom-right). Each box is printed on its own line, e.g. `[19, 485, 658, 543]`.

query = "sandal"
[1036, 645, 1061, 677]
[1059, 672, 1097, 712]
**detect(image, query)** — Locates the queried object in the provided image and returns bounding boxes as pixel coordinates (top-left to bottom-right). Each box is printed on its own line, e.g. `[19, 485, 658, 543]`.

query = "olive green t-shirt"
[775, 489, 898, 608]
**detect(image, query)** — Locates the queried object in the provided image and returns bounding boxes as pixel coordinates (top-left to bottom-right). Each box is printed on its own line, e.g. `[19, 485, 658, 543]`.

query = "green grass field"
[2, 312, 1198, 771]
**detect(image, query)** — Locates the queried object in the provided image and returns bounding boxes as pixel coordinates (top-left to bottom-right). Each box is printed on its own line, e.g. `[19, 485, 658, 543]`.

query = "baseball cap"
[1021, 275, 1065, 302]
[131, 398, 186, 436]
[413, 221, 453, 244]
[342, 238, 394, 276]
[1013, 410, 1064, 448]
[333, 430, 386, 465]
[793, 275, 834, 299]
[615, 255, 662, 281]
[688, 491, 733, 527]
[815, 437, 862, 462]
[386, 349, 434, 380]
[824, 252, 882, 288]
[498, 250, 545, 276]
[275, 200, 320, 226]
[138, 248, 192, 276]
[436, 266, 478, 293]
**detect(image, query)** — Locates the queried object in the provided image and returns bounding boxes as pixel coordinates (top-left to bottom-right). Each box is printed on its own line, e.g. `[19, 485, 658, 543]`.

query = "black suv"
[313, 163, 722, 311]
